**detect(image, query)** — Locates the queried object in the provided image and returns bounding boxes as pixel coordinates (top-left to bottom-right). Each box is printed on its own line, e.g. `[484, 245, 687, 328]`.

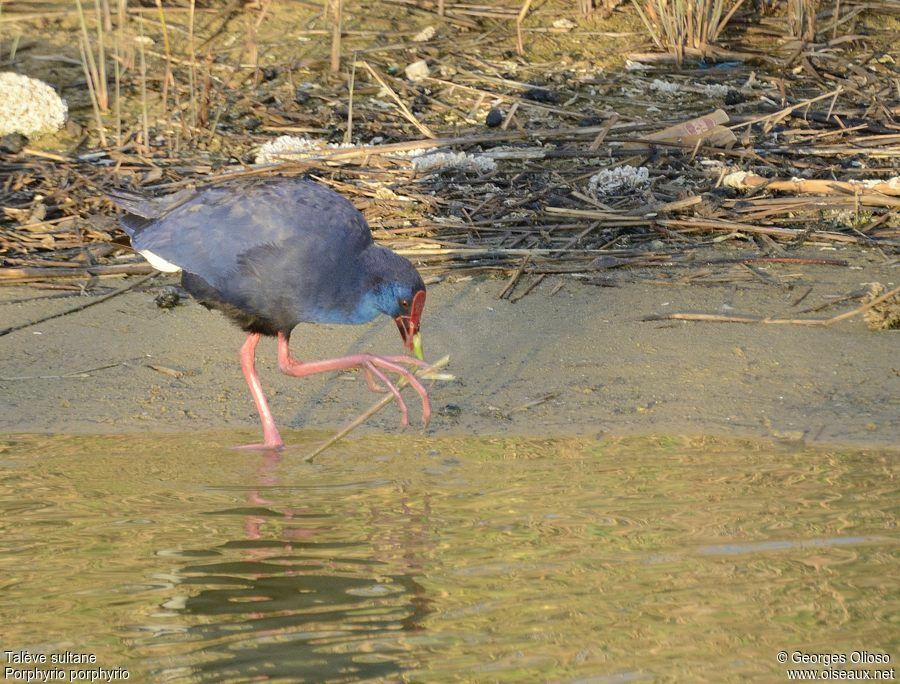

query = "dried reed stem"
[306, 355, 451, 462]
[75, 0, 108, 111]
[113, 0, 125, 146]
[92, 0, 107, 109]
[137, 18, 150, 154]
[644, 285, 900, 326]
[631, 0, 746, 62]
[345, 56, 356, 144]
[78, 36, 107, 146]
[789, 0, 817, 40]
[356, 60, 436, 138]
[187, 0, 198, 129]
[516, 0, 534, 55]
[330, 0, 342, 73]
[154, 0, 172, 118]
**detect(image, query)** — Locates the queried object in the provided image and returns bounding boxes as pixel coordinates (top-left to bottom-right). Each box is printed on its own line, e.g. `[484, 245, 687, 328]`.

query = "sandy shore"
[1, 246, 897, 447]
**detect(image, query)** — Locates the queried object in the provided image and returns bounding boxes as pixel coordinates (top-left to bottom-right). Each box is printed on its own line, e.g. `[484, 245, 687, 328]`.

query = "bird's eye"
[399, 299, 409, 310]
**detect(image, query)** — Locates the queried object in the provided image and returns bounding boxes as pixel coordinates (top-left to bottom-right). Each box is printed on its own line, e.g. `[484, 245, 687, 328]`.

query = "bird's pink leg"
[277, 332, 431, 427]
[238, 333, 284, 450]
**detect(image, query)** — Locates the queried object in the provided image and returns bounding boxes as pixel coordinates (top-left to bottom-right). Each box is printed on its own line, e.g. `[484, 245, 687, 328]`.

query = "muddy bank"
[1, 246, 897, 447]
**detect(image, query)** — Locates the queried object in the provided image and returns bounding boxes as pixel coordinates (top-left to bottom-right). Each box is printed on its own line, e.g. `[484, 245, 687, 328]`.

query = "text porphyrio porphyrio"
[109, 177, 429, 449]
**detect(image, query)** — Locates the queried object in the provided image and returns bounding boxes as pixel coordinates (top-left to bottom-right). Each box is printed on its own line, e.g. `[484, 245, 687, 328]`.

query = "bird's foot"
[356, 354, 431, 429]
[278, 350, 431, 429]
[363, 355, 429, 393]
[234, 421, 284, 451]
[235, 441, 284, 452]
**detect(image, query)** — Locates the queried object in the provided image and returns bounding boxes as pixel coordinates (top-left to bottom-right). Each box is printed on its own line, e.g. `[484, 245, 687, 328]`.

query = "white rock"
[552, 18, 578, 30]
[625, 60, 650, 71]
[411, 151, 496, 174]
[650, 79, 680, 95]
[861, 176, 899, 190]
[254, 135, 362, 164]
[255, 135, 428, 164]
[698, 82, 730, 97]
[0, 72, 68, 138]
[722, 170, 751, 189]
[587, 165, 650, 197]
[255, 135, 320, 163]
[405, 59, 430, 82]
[413, 26, 436, 42]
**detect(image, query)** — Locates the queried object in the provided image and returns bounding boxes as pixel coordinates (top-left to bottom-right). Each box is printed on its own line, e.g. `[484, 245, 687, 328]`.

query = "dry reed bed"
[0, 0, 897, 294]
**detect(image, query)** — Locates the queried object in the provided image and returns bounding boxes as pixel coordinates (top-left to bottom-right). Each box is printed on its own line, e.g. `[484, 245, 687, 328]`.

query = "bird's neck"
[301, 245, 391, 325]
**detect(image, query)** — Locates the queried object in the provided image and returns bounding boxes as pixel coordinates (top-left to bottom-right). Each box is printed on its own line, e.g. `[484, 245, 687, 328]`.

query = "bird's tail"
[106, 188, 159, 219]
[107, 186, 196, 218]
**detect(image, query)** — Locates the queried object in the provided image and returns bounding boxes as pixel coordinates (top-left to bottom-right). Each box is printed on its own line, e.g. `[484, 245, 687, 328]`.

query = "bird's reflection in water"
[157, 450, 433, 682]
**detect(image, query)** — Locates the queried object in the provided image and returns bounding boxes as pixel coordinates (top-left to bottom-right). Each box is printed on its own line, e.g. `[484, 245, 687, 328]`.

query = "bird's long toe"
[365, 361, 409, 428]
[363, 366, 389, 394]
[369, 356, 431, 428]
[381, 355, 430, 369]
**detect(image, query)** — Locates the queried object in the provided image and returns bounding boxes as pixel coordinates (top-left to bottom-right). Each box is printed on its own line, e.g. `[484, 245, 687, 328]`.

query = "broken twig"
[306, 354, 451, 461]
[643, 285, 900, 327]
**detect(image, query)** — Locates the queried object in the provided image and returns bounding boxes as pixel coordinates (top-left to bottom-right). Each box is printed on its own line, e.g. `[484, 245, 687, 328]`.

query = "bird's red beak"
[395, 290, 426, 360]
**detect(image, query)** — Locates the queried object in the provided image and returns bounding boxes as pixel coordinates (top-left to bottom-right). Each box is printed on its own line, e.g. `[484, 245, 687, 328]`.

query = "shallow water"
[0, 433, 896, 682]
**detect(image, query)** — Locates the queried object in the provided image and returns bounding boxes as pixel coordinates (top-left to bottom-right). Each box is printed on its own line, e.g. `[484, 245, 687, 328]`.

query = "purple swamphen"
[109, 177, 429, 449]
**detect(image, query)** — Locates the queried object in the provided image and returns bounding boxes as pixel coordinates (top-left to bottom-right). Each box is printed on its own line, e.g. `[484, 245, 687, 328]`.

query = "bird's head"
[368, 251, 426, 360]
[393, 288, 426, 360]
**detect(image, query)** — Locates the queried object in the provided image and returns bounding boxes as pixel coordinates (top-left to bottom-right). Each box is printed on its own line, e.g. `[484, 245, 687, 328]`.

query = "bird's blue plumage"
[109, 177, 424, 336]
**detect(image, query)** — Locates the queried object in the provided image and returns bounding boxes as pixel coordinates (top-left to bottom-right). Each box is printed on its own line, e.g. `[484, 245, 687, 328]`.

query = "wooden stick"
[0, 274, 157, 337]
[498, 254, 530, 299]
[725, 172, 900, 198]
[0, 263, 155, 283]
[356, 60, 435, 139]
[643, 285, 900, 327]
[589, 114, 619, 151]
[306, 355, 451, 461]
[516, 0, 534, 55]
[659, 218, 866, 244]
[730, 87, 842, 131]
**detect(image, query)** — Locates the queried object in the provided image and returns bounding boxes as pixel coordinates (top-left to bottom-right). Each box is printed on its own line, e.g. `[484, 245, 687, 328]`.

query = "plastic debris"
[628, 109, 736, 149]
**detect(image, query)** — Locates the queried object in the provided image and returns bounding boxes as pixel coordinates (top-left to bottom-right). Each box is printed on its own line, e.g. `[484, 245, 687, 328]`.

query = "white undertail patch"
[139, 250, 182, 273]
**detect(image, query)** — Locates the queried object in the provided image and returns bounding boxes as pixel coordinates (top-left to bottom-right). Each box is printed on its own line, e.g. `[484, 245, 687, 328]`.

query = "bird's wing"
[122, 179, 373, 290]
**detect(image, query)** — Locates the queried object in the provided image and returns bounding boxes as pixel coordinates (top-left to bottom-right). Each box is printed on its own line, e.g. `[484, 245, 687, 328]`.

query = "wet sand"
[1, 246, 897, 447]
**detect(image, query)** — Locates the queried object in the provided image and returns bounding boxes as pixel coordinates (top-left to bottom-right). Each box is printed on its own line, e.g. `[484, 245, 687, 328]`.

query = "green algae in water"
[0, 433, 896, 682]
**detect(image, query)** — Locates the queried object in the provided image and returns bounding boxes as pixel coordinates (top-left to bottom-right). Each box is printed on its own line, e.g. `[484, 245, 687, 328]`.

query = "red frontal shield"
[410, 289, 426, 327]
[395, 290, 426, 352]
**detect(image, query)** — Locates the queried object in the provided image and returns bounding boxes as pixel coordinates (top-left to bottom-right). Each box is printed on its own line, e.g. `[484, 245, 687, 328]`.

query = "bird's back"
[111, 178, 377, 333]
